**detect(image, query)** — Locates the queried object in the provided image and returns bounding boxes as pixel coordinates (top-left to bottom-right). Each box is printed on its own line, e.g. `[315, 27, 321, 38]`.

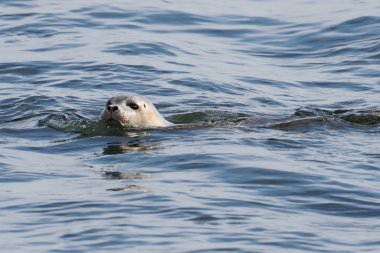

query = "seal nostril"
[112, 106, 118, 112]
[107, 105, 111, 111]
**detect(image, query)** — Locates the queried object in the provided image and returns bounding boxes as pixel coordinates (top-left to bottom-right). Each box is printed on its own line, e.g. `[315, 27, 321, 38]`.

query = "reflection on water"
[103, 171, 153, 180]
[107, 184, 149, 192]
[103, 171, 152, 192]
[103, 137, 157, 155]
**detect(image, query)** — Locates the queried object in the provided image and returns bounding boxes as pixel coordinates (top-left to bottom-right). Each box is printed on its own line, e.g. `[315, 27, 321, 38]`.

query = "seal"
[100, 95, 174, 128]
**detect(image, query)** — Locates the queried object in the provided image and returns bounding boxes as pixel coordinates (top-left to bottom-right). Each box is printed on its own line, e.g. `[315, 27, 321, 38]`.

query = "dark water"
[1, 0, 380, 252]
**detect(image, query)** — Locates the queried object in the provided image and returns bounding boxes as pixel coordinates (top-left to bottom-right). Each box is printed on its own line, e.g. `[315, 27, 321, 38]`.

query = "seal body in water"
[100, 95, 173, 128]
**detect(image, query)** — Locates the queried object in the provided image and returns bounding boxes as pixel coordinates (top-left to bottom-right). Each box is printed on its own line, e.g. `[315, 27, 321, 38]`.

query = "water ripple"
[1, 1, 380, 252]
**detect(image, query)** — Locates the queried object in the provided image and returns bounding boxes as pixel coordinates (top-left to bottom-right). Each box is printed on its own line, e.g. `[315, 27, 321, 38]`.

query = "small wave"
[131, 10, 211, 26]
[39, 108, 379, 137]
[0, 95, 59, 124]
[37, 113, 124, 136]
[103, 42, 179, 57]
[167, 110, 247, 125]
[293, 108, 380, 126]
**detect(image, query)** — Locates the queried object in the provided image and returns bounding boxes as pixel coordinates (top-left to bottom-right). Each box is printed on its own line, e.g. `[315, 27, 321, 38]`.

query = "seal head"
[100, 95, 173, 128]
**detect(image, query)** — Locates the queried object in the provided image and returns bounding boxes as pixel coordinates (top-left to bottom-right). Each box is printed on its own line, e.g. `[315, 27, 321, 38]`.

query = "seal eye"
[128, 103, 139, 110]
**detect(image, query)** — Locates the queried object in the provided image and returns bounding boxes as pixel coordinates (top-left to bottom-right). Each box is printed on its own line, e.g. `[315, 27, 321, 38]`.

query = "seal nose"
[107, 105, 118, 112]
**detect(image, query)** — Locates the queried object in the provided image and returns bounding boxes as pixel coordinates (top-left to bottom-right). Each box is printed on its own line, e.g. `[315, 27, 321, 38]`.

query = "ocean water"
[1, 0, 380, 252]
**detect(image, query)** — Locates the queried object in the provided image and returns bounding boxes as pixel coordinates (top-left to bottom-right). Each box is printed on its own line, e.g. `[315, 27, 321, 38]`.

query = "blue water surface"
[0, 0, 380, 252]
